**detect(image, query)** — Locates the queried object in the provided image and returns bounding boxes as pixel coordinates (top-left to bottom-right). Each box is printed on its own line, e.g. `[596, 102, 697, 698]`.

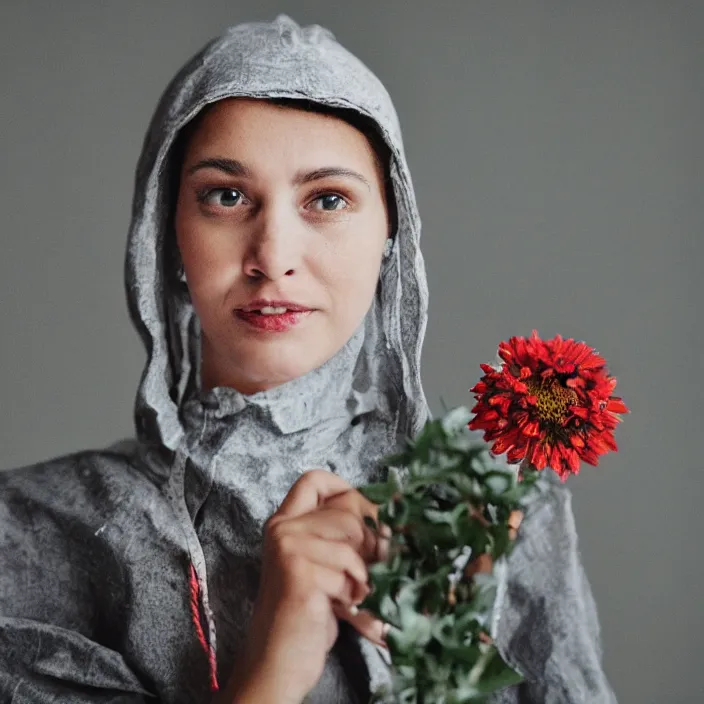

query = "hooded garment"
[0, 15, 617, 704]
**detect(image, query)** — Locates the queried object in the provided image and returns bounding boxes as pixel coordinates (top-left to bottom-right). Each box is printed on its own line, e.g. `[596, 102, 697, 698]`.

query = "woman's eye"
[311, 194, 347, 211]
[199, 188, 244, 208]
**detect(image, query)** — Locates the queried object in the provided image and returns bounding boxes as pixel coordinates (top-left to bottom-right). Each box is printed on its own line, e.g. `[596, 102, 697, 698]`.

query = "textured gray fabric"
[0, 15, 616, 704]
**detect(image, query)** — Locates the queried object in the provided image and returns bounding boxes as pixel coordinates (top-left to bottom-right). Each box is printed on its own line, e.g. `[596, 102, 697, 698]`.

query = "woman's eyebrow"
[293, 167, 371, 191]
[186, 159, 371, 191]
[186, 158, 252, 177]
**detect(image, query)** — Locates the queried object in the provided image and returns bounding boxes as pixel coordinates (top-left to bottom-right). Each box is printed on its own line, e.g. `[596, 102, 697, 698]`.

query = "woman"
[0, 15, 616, 704]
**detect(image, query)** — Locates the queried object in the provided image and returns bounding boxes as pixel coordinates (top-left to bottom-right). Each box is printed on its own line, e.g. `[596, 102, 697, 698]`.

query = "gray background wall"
[0, 2, 701, 702]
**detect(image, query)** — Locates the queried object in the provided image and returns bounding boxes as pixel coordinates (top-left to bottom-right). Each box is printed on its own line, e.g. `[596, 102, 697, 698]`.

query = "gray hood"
[125, 13, 429, 455]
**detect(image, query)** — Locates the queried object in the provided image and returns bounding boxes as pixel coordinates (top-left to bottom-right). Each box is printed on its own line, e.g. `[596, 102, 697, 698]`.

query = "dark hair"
[166, 97, 398, 282]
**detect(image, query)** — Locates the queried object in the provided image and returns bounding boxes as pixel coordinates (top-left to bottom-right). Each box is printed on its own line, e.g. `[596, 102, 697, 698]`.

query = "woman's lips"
[235, 309, 312, 332]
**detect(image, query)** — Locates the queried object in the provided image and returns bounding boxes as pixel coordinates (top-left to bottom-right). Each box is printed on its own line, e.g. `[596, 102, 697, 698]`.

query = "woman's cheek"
[322, 234, 383, 282]
[188, 231, 242, 292]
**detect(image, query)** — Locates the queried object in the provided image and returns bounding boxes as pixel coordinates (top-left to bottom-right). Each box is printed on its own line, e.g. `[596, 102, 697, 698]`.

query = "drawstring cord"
[165, 438, 220, 693]
[189, 561, 220, 692]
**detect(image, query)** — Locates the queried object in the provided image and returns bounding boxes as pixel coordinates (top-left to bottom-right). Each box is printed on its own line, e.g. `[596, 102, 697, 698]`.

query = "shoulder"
[497, 477, 616, 701]
[0, 443, 175, 632]
[506, 474, 581, 582]
[0, 441, 162, 519]
[0, 442, 170, 578]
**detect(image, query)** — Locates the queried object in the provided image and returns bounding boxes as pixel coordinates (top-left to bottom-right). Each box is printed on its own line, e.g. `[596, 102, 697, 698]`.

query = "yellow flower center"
[527, 377, 578, 424]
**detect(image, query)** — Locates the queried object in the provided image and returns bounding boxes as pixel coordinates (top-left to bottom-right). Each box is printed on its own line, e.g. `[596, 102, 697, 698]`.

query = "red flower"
[468, 330, 629, 481]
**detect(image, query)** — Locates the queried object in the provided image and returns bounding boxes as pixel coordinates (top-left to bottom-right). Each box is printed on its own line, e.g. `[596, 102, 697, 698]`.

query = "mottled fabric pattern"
[0, 15, 616, 703]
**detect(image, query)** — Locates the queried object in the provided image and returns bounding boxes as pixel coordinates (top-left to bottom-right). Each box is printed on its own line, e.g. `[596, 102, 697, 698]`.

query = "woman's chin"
[235, 360, 321, 394]
[232, 339, 341, 387]
[214, 335, 351, 394]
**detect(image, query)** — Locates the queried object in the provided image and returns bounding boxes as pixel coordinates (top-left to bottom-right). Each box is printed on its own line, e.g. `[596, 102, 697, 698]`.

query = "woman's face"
[175, 98, 389, 395]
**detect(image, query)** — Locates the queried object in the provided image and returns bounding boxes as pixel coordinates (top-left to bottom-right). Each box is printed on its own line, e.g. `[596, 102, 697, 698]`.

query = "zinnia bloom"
[469, 330, 629, 481]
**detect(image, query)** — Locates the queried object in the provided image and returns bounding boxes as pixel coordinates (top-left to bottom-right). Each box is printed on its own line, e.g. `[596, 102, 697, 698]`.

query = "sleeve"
[0, 466, 158, 703]
[0, 618, 156, 703]
[493, 480, 618, 704]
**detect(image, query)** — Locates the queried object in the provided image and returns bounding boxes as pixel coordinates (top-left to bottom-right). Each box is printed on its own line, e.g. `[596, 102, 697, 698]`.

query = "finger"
[282, 507, 375, 560]
[464, 552, 493, 579]
[294, 537, 369, 589]
[323, 491, 386, 562]
[310, 563, 358, 605]
[324, 489, 380, 525]
[333, 604, 389, 648]
[375, 522, 392, 563]
[282, 507, 366, 545]
[508, 510, 524, 540]
[276, 470, 353, 519]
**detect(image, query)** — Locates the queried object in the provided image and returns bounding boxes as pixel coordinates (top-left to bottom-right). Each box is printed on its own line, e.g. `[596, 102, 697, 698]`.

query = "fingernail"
[381, 622, 391, 639]
[355, 583, 370, 604]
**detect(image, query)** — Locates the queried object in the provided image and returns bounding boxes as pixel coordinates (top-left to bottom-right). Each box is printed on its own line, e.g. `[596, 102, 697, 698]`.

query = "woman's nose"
[242, 206, 303, 281]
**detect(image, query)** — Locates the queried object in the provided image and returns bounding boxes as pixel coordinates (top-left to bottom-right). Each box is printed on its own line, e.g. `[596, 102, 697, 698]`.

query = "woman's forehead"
[182, 98, 382, 176]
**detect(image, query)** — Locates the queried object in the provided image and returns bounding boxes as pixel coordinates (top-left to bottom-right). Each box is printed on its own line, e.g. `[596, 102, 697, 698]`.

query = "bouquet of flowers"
[358, 331, 629, 703]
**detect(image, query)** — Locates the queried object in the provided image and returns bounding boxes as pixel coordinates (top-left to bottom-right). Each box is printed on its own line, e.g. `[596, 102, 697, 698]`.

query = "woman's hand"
[225, 470, 387, 704]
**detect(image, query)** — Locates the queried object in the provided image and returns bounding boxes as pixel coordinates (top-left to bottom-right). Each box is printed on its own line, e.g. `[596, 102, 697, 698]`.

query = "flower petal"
[607, 398, 629, 414]
[492, 436, 513, 455]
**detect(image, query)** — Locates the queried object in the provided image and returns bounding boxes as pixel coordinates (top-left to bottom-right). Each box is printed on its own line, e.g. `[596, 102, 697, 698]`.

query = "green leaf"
[483, 470, 513, 495]
[473, 661, 524, 693]
[441, 406, 473, 432]
[387, 497, 411, 528]
[423, 502, 467, 536]
[359, 482, 395, 505]
[360, 404, 542, 702]
[490, 522, 511, 560]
